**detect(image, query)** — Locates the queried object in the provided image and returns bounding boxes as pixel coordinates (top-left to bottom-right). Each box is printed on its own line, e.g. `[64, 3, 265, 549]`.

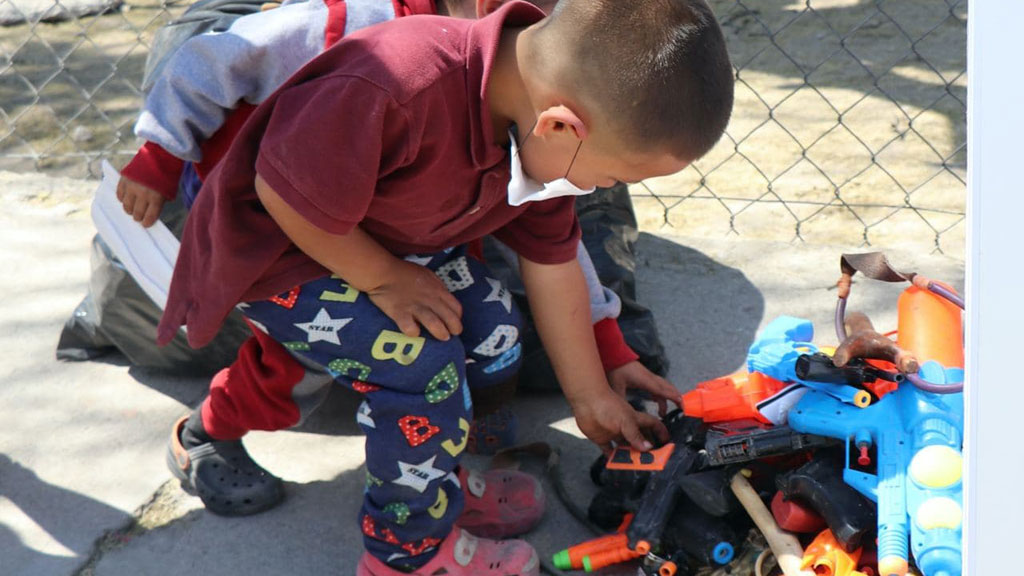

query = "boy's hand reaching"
[570, 388, 670, 457]
[116, 176, 166, 228]
[367, 260, 463, 341]
[607, 361, 680, 417]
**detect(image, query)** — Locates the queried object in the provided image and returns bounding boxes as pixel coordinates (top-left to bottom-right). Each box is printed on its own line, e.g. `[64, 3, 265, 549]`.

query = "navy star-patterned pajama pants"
[200, 246, 523, 569]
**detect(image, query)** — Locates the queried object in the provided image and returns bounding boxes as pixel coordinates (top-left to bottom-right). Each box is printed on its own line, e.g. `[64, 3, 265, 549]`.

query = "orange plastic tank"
[896, 284, 963, 369]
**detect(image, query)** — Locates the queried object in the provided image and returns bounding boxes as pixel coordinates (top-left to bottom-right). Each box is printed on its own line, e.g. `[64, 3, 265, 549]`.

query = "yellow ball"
[916, 497, 962, 530]
[909, 445, 962, 488]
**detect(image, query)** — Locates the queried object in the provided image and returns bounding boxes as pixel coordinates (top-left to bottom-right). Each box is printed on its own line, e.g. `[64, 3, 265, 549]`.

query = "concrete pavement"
[0, 176, 965, 576]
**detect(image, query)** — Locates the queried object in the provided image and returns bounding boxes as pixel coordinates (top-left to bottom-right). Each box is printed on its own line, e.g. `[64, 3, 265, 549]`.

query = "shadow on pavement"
[635, 233, 764, 387]
[0, 453, 131, 575]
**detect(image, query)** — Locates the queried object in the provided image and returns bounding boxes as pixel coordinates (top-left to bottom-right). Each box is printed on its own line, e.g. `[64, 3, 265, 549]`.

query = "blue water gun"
[789, 253, 964, 576]
[748, 316, 893, 409]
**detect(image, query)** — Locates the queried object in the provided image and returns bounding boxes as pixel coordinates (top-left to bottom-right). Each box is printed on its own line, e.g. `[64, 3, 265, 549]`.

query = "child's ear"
[534, 105, 589, 142]
[476, 0, 506, 18]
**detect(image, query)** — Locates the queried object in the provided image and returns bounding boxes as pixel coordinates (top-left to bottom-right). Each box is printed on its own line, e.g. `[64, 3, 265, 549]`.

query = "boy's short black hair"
[542, 0, 734, 161]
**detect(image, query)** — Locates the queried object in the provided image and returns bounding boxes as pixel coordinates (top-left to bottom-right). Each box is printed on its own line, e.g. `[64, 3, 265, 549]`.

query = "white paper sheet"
[90, 160, 180, 311]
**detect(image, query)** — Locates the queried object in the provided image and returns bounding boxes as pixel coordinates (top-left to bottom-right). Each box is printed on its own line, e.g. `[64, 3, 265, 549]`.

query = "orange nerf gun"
[681, 370, 789, 423]
[801, 529, 869, 576]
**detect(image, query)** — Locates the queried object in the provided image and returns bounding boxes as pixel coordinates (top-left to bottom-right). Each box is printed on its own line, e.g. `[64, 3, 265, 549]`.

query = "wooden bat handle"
[730, 472, 814, 576]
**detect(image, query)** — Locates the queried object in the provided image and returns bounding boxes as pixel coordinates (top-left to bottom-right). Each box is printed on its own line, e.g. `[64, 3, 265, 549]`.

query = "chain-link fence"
[634, 0, 967, 256]
[0, 0, 967, 256]
[0, 0, 182, 171]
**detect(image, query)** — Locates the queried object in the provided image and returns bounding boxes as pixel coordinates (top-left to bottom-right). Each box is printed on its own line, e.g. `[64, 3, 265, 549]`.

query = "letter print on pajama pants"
[241, 246, 523, 570]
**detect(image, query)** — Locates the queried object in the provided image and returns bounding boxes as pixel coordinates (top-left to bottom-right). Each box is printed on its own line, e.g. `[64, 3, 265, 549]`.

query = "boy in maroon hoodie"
[159, 1, 733, 573]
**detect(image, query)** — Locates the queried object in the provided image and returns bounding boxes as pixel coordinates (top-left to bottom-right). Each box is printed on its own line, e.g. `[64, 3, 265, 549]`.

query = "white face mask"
[507, 129, 596, 207]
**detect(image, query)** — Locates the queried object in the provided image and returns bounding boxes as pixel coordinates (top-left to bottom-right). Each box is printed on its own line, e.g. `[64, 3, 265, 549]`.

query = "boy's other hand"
[607, 361, 680, 417]
[570, 389, 670, 457]
[116, 176, 166, 228]
[367, 260, 463, 341]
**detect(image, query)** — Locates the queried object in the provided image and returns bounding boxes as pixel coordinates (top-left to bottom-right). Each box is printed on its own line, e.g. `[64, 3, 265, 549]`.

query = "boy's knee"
[385, 334, 472, 400]
[372, 325, 455, 362]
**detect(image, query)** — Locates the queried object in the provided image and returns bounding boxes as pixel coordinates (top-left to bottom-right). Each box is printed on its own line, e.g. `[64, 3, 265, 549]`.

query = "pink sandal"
[455, 467, 545, 539]
[356, 526, 539, 576]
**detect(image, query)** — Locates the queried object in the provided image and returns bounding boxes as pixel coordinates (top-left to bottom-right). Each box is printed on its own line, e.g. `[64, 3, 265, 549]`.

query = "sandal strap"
[464, 469, 487, 498]
[452, 529, 479, 567]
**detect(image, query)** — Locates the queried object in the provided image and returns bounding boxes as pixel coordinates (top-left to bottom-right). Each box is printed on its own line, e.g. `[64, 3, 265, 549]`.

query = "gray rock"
[71, 125, 94, 142]
[0, 0, 123, 26]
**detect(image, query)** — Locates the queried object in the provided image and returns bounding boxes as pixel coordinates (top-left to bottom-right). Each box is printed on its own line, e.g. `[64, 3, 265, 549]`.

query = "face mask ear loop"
[514, 119, 540, 161]
[563, 139, 583, 181]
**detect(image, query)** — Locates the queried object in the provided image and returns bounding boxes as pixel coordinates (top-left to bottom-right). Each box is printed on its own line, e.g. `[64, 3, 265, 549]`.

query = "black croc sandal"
[166, 415, 284, 517]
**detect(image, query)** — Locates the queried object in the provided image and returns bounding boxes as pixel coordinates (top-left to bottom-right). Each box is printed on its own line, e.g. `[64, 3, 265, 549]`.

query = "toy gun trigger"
[796, 353, 905, 402]
[797, 353, 904, 387]
[796, 353, 871, 386]
[838, 357, 904, 385]
[606, 442, 676, 472]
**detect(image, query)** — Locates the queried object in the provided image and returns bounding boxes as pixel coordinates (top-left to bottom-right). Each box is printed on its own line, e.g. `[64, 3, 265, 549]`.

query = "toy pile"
[554, 253, 964, 576]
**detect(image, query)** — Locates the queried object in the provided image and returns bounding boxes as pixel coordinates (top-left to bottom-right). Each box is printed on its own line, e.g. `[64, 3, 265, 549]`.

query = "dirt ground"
[0, 0, 968, 258]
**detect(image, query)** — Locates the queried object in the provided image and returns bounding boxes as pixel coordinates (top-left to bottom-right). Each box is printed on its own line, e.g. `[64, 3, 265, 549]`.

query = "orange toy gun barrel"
[682, 370, 788, 423]
[552, 534, 627, 571]
[552, 514, 633, 570]
[581, 542, 645, 572]
[801, 529, 868, 576]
